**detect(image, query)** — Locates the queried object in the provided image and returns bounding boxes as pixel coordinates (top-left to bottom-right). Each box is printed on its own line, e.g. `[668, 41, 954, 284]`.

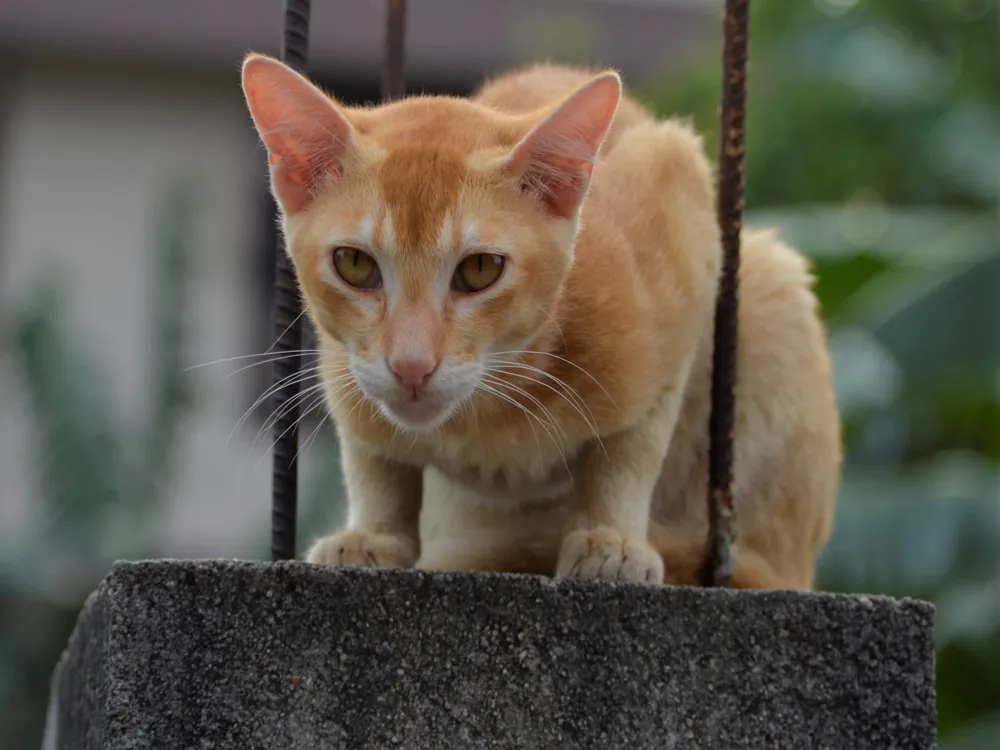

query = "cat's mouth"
[382, 392, 454, 429]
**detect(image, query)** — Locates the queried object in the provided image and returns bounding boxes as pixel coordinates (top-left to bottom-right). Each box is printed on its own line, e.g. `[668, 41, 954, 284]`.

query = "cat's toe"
[556, 527, 664, 584]
[306, 529, 417, 569]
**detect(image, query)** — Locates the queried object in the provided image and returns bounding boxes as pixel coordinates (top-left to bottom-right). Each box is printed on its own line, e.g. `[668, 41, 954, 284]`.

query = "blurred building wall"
[0, 61, 270, 554]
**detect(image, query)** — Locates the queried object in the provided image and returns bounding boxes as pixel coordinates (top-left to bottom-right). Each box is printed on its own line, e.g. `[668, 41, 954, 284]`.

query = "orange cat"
[241, 55, 841, 589]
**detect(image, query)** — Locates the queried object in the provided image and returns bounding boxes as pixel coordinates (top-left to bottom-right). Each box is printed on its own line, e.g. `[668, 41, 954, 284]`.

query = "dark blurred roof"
[0, 0, 716, 86]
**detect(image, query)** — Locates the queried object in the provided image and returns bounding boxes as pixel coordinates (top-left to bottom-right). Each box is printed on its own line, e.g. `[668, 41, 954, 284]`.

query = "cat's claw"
[556, 527, 664, 584]
[305, 529, 417, 569]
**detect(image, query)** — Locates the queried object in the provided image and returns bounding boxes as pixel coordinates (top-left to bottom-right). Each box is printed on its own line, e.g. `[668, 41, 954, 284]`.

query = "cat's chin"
[379, 396, 455, 431]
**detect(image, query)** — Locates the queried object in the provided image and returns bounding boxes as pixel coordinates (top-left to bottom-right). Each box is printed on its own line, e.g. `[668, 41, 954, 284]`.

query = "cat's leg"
[556, 383, 690, 585]
[416, 468, 563, 575]
[417, 538, 557, 576]
[305, 436, 421, 569]
[648, 523, 794, 589]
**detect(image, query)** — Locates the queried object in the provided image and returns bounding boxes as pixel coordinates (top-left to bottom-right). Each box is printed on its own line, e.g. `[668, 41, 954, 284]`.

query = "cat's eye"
[332, 247, 382, 290]
[452, 253, 505, 294]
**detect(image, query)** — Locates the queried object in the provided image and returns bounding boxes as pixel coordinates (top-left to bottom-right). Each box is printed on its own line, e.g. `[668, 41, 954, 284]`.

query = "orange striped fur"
[241, 55, 841, 589]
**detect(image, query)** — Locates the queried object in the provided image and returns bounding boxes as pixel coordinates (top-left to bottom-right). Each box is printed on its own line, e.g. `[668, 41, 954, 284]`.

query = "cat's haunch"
[241, 56, 841, 589]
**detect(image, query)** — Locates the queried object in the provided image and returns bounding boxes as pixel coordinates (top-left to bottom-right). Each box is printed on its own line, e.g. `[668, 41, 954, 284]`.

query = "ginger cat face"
[242, 55, 621, 429]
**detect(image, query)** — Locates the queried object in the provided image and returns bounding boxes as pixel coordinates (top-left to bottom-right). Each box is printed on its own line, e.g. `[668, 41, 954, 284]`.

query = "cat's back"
[735, 228, 840, 437]
[547, 118, 723, 429]
[651, 226, 841, 587]
[472, 63, 653, 151]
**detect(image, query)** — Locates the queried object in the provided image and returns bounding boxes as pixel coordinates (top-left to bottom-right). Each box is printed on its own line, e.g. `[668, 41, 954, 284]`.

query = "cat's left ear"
[505, 72, 622, 220]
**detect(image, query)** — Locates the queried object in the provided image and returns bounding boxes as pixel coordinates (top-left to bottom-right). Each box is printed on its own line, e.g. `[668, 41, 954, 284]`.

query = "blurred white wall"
[0, 61, 274, 557]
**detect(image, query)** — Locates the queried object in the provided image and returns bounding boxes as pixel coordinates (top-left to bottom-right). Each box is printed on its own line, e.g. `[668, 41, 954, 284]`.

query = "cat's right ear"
[241, 54, 355, 215]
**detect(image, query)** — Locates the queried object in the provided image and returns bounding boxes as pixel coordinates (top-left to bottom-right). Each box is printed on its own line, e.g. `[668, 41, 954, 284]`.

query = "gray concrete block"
[45, 559, 936, 749]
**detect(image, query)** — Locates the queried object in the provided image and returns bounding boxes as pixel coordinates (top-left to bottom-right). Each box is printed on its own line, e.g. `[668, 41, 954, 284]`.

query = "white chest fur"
[378, 422, 581, 508]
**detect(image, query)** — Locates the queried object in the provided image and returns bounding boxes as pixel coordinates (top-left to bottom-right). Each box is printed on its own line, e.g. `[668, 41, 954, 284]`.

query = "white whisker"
[473, 381, 544, 456]
[224, 350, 329, 381]
[257, 377, 358, 469]
[252, 380, 333, 452]
[482, 374, 569, 451]
[184, 348, 322, 373]
[292, 379, 349, 465]
[483, 376, 572, 477]
[490, 349, 617, 409]
[486, 359, 592, 417]
[255, 389, 329, 471]
[483, 361, 606, 457]
[294, 412, 330, 464]
[228, 363, 350, 447]
[228, 366, 325, 448]
[266, 309, 309, 354]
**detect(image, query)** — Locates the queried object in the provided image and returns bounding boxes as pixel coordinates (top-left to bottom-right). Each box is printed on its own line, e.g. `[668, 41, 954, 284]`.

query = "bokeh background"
[1, 0, 997, 747]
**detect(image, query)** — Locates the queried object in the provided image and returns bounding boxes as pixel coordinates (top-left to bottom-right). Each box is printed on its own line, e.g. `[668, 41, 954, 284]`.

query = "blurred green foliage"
[642, 0, 999, 745]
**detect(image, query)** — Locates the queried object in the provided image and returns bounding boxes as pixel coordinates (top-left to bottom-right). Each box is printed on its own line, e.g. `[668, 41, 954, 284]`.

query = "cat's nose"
[387, 356, 439, 391]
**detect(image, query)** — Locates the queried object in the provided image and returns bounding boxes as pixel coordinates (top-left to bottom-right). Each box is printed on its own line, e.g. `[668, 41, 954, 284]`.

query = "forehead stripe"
[378, 147, 467, 249]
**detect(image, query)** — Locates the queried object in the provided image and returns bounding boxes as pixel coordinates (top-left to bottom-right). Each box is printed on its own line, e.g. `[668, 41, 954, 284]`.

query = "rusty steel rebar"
[382, 0, 408, 102]
[270, 0, 311, 562]
[703, 0, 750, 588]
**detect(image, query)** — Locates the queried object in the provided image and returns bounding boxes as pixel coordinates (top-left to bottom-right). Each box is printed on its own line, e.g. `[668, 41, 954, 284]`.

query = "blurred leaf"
[828, 325, 904, 417]
[936, 635, 1000, 742]
[796, 23, 959, 105]
[10, 276, 121, 563]
[745, 205, 996, 263]
[121, 180, 198, 551]
[935, 578, 1000, 649]
[810, 253, 891, 320]
[866, 246, 1000, 386]
[819, 453, 1000, 598]
[930, 100, 1000, 203]
[941, 712, 1000, 750]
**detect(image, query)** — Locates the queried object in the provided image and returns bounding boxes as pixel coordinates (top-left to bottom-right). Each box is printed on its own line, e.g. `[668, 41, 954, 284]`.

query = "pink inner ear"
[507, 73, 621, 220]
[518, 155, 595, 219]
[243, 56, 354, 214]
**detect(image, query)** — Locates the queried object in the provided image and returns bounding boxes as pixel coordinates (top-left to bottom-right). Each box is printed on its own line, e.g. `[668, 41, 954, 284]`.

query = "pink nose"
[387, 356, 439, 391]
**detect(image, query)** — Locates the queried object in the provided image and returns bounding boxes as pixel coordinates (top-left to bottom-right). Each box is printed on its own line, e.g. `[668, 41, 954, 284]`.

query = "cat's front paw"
[556, 527, 664, 584]
[306, 529, 417, 569]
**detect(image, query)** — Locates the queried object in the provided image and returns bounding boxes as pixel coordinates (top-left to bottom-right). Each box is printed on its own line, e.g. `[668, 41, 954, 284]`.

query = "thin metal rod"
[271, 0, 311, 562]
[703, 0, 750, 588]
[382, 0, 408, 101]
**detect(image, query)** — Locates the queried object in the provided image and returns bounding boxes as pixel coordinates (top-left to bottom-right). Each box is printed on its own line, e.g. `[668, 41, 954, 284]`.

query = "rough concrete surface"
[46, 559, 936, 749]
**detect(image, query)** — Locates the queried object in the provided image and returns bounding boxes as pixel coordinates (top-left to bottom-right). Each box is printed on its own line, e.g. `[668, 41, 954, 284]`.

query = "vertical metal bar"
[382, 0, 408, 102]
[703, 0, 750, 588]
[270, 0, 311, 562]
